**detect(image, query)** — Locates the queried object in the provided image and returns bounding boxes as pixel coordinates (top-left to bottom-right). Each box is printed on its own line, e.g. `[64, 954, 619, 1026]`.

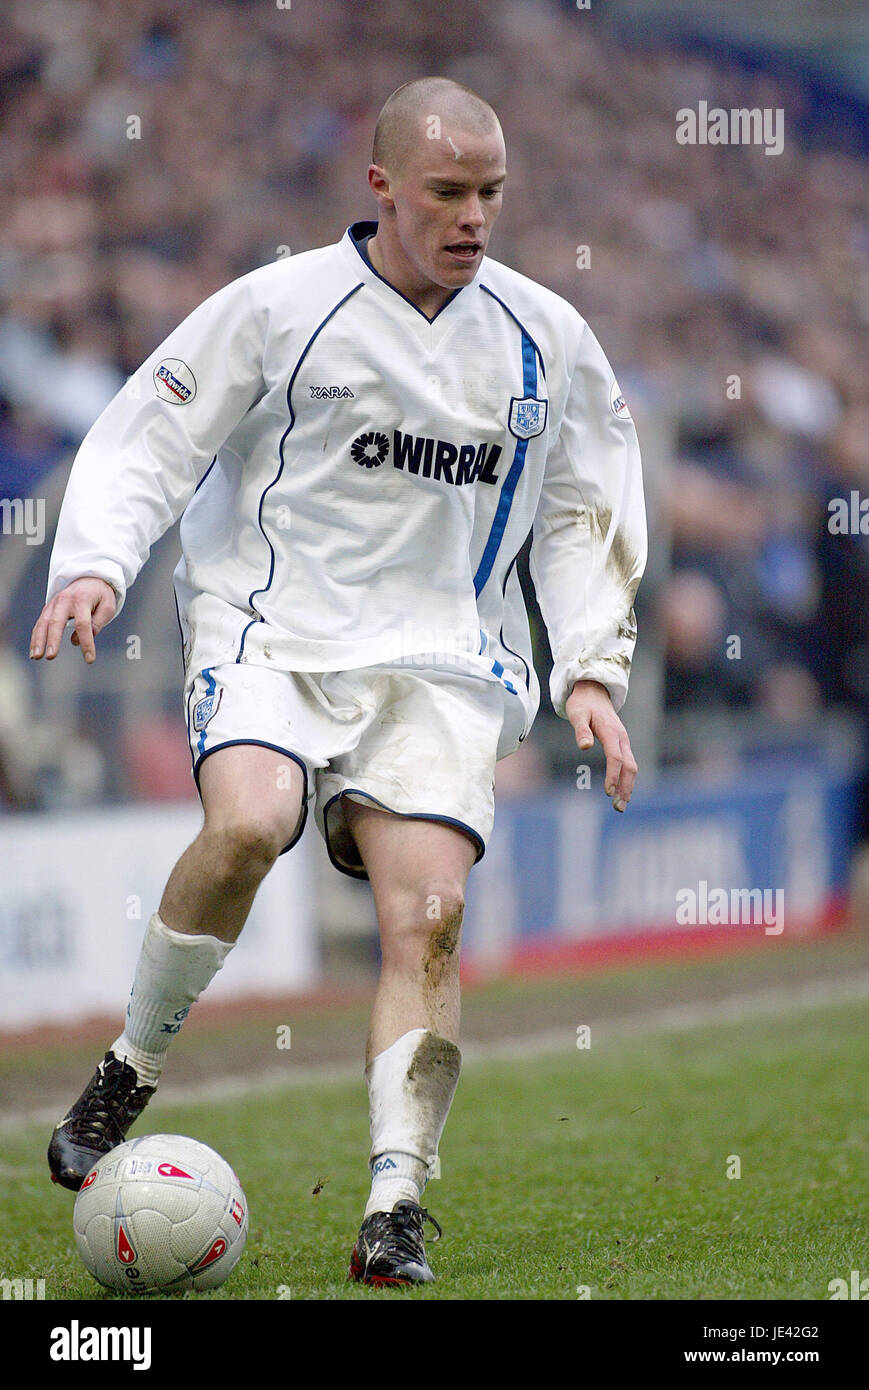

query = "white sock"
[367, 1150, 429, 1215]
[110, 912, 234, 1088]
[364, 1028, 461, 1218]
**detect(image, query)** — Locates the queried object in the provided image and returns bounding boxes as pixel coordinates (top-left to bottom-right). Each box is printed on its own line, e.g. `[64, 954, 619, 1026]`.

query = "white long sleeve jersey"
[48, 222, 647, 751]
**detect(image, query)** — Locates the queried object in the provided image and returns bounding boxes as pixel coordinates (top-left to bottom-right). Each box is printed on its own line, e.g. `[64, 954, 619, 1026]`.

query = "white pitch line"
[2, 970, 869, 1135]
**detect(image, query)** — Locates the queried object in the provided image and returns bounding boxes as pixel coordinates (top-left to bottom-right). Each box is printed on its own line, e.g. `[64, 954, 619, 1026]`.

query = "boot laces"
[65, 1056, 151, 1147]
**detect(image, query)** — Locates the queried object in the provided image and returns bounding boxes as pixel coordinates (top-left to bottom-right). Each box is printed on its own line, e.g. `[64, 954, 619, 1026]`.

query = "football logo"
[192, 1238, 227, 1271]
[157, 1162, 195, 1179]
[116, 1222, 136, 1265]
[350, 431, 389, 468]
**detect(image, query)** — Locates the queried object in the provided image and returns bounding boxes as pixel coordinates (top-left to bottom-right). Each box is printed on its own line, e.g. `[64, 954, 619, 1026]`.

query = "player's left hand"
[566, 679, 637, 812]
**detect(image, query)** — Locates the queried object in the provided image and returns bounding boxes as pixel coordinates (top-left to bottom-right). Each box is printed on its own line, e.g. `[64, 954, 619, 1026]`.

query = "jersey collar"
[344, 221, 474, 324]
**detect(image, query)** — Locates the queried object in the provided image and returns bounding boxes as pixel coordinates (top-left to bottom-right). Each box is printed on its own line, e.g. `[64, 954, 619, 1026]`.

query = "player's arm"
[530, 321, 647, 810]
[37, 274, 267, 661]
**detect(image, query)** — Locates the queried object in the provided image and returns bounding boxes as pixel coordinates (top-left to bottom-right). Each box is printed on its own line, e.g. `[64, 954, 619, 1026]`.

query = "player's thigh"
[344, 799, 478, 936]
[198, 743, 306, 851]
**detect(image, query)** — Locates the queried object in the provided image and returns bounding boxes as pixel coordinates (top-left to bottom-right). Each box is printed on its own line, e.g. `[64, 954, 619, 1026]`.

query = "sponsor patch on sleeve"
[609, 379, 632, 421]
[154, 359, 197, 405]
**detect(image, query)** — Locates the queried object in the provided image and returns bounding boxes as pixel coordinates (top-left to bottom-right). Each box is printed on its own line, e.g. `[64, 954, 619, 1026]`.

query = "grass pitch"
[2, 963, 867, 1301]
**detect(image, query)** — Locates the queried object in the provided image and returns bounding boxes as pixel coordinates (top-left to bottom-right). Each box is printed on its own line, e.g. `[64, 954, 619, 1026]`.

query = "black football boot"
[349, 1200, 442, 1286]
[48, 1051, 156, 1191]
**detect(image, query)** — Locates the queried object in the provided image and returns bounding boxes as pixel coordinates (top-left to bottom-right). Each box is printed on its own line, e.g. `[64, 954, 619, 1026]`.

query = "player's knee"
[423, 890, 464, 978]
[424, 886, 465, 943]
[380, 882, 465, 966]
[204, 816, 290, 883]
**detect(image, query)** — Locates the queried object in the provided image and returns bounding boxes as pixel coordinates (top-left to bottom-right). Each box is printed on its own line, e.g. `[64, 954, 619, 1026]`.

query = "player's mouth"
[444, 241, 482, 263]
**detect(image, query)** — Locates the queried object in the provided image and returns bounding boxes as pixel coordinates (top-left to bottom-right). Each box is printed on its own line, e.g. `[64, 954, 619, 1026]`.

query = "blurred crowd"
[0, 0, 867, 808]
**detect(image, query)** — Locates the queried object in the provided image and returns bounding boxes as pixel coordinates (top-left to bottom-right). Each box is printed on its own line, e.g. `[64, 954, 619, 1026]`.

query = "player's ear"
[367, 164, 395, 208]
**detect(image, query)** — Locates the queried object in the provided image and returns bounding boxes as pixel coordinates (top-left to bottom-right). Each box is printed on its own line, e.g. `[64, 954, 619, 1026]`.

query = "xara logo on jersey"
[351, 430, 502, 487]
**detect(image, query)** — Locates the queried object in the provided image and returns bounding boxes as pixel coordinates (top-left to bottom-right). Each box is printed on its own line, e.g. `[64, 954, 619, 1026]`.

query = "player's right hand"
[29, 577, 117, 665]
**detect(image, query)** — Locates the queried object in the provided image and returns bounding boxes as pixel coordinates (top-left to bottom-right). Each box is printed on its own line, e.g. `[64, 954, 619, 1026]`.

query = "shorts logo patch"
[192, 689, 221, 732]
[154, 358, 197, 405]
[610, 379, 632, 421]
[508, 395, 547, 439]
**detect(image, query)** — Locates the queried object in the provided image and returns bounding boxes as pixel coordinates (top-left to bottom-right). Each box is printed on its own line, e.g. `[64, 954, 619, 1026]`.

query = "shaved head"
[372, 77, 501, 175]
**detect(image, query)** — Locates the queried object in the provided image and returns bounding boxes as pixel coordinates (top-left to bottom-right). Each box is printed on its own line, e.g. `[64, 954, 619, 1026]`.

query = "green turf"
[2, 993, 867, 1300]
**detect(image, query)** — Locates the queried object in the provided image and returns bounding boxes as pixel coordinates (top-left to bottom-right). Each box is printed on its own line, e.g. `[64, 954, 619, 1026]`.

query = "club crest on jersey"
[610, 380, 632, 421]
[154, 358, 197, 405]
[508, 395, 548, 439]
[192, 689, 221, 732]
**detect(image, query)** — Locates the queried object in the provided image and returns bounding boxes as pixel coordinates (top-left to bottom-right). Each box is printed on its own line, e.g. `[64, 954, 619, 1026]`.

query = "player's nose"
[457, 195, 486, 230]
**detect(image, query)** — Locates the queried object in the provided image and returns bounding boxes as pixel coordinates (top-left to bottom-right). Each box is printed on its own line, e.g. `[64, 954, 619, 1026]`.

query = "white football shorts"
[184, 660, 505, 877]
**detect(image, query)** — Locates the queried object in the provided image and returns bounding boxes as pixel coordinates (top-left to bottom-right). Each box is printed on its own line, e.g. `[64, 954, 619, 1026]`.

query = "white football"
[72, 1134, 248, 1293]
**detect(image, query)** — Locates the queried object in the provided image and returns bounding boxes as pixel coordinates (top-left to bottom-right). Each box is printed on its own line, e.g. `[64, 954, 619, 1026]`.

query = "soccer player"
[30, 77, 646, 1286]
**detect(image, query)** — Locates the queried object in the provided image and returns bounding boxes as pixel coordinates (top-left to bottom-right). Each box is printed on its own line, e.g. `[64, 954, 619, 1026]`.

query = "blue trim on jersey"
[184, 680, 197, 771]
[237, 282, 364, 661]
[473, 331, 537, 598]
[193, 454, 217, 495]
[489, 658, 518, 696]
[237, 618, 256, 663]
[195, 667, 216, 757]
[499, 545, 532, 693]
[347, 221, 464, 324]
[172, 589, 187, 681]
[478, 284, 547, 380]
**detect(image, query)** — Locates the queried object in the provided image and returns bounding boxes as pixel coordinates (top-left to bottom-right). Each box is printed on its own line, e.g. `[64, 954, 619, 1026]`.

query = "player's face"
[375, 127, 506, 304]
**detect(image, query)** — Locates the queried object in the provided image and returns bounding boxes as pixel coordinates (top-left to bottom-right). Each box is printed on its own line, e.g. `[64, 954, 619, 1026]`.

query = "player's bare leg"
[344, 800, 477, 1284]
[48, 745, 304, 1189]
[346, 801, 477, 1058]
[159, 745, 306, 941]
